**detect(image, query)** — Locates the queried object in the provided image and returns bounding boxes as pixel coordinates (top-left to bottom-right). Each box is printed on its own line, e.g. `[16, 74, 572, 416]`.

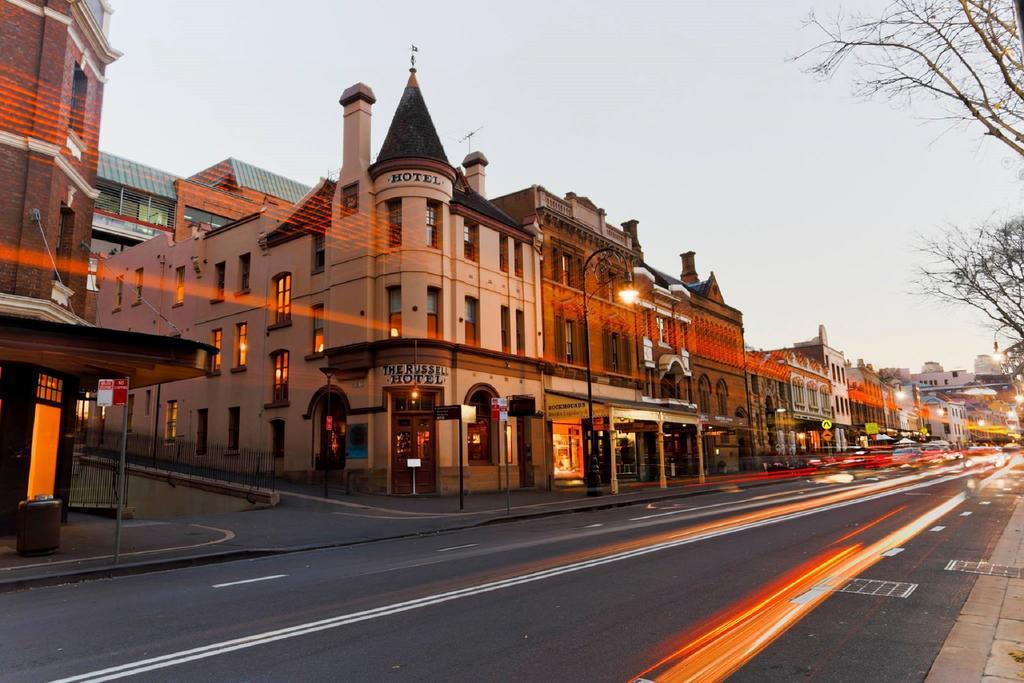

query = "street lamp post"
[581, 246, 637, 497]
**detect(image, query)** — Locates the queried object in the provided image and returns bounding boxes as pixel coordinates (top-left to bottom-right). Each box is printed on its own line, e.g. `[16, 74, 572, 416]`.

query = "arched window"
[820, 387, 829, 414]
[808, 382, 818, 408]
[467, 388, 496, 464]
[660, 376, 678, 400]
[273, 272, 292, 324]
[793, 378, 805, 406]
[716, 379, 729, 415]
[697, 375, 712, 414]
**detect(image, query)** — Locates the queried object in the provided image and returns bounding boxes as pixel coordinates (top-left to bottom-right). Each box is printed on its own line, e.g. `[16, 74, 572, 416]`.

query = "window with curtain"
[312, 305, 324, 353]
[271, 350, 289, 402]
[273, 273, 292, 323]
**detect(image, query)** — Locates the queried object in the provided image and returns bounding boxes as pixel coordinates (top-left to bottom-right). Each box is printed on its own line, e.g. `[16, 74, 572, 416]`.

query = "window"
[342, 183, 358, 210]
[210, 329, 222, 372]
[174, 266, 185, 304]
[165, 400, 178, 440]
[515, 309, 525, 355]
[610, 332, 621, 371]
[134, 267, 143, 304]
[560, 253, 571, 286]
[238, 253, 251, 292]
[464, 297, 478, 345]
[271, 420, 285, 459]
[114, 276, 123, 309]
[214, 261, 225, 300]
[145, 389, 151, 416]
[467, 389, 495, 464]
[514, 241, 524, 277]
[312, 304, 325, 353]
[235, 322, 248, 367]
[464, 223, 478, 261]
[184, 206, 231, 230]
[227, 407, 240, 450]
[426, 201, 440, 248]
[273, 273, 291, 324]
[313, 232, 325, 271]
[499, 237, 509, 272]
[196, 409, 208, 455]
[36, 373, 63, 403]
[87, 257, 98, 292]
[565, 319, 576, 363]
[500, 306, 511, 353]
[388, 287, 402, 338]
[56, 206, 73, 255]
[698, 376, 712, 414]
[387, 199, 402, 247]
[69, 64, 87, 134]
[657, 317, 666, 344]
[427, 288, 440, 339]
[271, 351, 289, 402]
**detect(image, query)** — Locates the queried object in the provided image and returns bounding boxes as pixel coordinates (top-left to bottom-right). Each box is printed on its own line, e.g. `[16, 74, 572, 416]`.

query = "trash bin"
[16, 497, 62, 556]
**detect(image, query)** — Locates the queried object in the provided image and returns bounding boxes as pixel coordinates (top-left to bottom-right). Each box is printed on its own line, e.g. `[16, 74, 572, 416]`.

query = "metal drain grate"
[837, 578, 918, 598]
[945, 560, 1024, 578]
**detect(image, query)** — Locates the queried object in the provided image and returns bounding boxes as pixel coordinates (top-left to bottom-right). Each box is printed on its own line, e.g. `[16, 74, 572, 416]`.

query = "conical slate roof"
[376, 69, 449, 165]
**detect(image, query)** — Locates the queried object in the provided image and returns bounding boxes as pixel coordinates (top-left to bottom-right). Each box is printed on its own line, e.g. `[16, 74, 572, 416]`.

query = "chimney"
[463, 151, 488, 197]
[621, 218, 639, 245]
[680, 251, 698, 284]
[338, 82, 376, 184]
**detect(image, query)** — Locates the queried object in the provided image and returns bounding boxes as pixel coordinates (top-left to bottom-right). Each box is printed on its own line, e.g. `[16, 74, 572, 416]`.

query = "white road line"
[212, 575, 288, 589]
[981, 501, 992, 505]
[435, 544, 478, 553]
[945, 560, 957, 570]
[581, 523, 603, 529]
[53, 466, 991, 683]
[930, 526, 946, 532]
[629, 508, 694, 521]
[960, 511, 973, 517]
[881, 547, 905, 557]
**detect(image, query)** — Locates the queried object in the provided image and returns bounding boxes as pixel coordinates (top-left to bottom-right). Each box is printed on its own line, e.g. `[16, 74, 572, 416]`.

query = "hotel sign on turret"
[386, 169, 452, 193]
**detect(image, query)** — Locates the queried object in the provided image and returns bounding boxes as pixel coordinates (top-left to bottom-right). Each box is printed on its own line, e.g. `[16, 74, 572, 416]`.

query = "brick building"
[0, 0, 120, 323]
[677, 251, 752, 472]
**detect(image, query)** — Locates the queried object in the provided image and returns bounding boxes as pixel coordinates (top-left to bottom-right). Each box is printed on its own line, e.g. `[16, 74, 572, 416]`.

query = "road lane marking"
[881, 548, 904, 557]
[981, 501, 992, 505]
[960, 511, 973, 517]
[629, 508, 694, 521]
[54, 466, 995, 683]
[579, 523, 603, 529]
[930, 526, 946, 532]
[212, 575, 288, 589]
[435, 544, 478, 553]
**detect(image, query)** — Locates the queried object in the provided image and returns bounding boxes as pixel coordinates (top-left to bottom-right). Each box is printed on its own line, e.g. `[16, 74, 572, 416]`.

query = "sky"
[99, 0, 1023, 372]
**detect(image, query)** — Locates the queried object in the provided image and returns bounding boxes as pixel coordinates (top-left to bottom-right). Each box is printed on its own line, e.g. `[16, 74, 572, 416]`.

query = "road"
[0, 459, 1018, 682]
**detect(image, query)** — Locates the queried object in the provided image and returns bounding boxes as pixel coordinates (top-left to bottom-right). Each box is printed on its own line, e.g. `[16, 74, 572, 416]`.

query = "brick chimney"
[680, 251, 698, 284]
[463, 151, 488, 197]
[621, 219, 638, 243]
[338, 82, 376, 185]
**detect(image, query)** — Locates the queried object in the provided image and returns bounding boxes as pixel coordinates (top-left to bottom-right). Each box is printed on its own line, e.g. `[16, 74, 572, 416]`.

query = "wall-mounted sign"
[545, 396, 608, 421]
[386, 170, 452, 193]
[383, 364, 449, 386]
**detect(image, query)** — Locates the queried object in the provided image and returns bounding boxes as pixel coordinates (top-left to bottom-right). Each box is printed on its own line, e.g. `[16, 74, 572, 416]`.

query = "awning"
[545, 390, 699, 426]
[0, 315, 214, 389]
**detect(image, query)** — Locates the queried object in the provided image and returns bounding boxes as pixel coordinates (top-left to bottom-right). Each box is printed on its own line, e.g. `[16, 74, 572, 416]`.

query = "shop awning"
[545, 390, 699, 426]
[0, 315, 214, 389]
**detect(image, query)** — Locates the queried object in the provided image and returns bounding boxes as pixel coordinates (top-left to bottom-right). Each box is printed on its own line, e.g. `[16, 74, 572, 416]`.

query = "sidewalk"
[0, 468, 824, 592]
[927, 477, 1024, 682]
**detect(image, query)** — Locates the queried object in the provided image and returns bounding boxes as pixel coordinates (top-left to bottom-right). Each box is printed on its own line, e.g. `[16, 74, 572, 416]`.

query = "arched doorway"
[466, 386, 497, 466]
[312, 388, 348, 471]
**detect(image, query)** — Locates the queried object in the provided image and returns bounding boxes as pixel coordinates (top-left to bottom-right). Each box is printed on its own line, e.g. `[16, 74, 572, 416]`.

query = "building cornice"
[67, 0, 122, 65]
[0, 292, 91, 326]
[368, 157, 456, 184]
[0, 130, 99, 199]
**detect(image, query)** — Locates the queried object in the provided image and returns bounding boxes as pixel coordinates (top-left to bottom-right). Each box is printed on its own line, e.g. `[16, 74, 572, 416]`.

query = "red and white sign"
[325, 415, 333, 431]
[97, 378, 129, 407]
[491, 397, 508, 422]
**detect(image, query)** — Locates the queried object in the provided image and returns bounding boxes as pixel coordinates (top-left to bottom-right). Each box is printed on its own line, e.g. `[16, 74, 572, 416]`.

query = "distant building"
[792, 324, 851, 447]
[911, 362, 974, 389]
[747, 349, 834, 458]
[921, 394, 967, 447]
[974, 353, 1002, 376]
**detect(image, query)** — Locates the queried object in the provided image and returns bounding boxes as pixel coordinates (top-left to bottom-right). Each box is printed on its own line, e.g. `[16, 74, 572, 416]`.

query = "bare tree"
[798, 0, 1024, 157]
[917, 216, 1024, 354]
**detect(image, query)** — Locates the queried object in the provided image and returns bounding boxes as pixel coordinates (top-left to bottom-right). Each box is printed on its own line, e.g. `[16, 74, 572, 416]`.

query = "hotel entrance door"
[391, 414, 436, 494]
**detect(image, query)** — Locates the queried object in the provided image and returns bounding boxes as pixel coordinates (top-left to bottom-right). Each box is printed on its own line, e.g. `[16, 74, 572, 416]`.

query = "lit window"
[273, 273, 291, 323]
[174, 266, 185, 304]
[36, 374, 63, 403]
[565, 320, 575, 363]
[235, 322, 248, 367]
[165, 400, 178, 440]
[272, 350, 289, 402]
[388, 287, 402, 338]
[312, 304, 325, 353]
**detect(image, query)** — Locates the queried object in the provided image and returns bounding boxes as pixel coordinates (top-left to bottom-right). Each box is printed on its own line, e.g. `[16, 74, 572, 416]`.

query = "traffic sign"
[821, 430, 834, 442]
[821, 419, 833, 430]
[865, 422, 879, 435]
[491, 397, 508, 421]
[97, 378, 128, 407]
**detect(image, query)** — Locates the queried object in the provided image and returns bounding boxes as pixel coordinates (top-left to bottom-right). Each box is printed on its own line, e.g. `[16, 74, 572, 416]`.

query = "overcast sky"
[99, 0, 1022, 372]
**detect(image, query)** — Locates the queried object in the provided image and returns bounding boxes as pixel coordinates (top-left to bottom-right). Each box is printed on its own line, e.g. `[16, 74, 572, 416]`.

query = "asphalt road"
[0, 460, 1017, 682]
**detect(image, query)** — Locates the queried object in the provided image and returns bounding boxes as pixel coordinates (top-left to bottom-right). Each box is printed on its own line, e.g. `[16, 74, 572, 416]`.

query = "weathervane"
[410, 44, 418, 69]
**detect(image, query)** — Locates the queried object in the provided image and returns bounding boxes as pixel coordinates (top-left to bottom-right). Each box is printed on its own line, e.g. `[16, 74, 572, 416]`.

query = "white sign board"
[407, 458, 422, 468]
[97, 378, 129, 407]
